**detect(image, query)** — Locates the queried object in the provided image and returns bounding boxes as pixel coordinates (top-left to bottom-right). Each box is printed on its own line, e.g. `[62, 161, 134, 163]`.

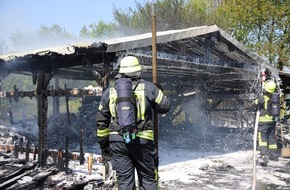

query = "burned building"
[0, 25, 286, 165]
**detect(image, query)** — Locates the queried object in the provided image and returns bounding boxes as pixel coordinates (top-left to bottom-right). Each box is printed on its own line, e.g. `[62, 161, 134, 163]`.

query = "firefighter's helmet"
[119, 56, 142, 74]
[264, 80, 276, 93]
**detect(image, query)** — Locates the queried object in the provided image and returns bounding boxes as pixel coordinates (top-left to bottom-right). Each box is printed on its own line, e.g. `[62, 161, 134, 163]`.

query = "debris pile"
[1, 121, 290, 189]
[0, 150, 111, 189]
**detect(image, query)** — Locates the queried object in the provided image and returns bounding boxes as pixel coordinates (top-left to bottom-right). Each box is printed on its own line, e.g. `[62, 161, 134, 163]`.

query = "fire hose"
[252, 109, 260, 190]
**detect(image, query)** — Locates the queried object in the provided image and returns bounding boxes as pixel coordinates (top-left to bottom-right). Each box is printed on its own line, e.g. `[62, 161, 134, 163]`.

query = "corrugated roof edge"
[0, 45, 76, 62]
[0, 41, 107, 62]
[103, 25, 219, 52]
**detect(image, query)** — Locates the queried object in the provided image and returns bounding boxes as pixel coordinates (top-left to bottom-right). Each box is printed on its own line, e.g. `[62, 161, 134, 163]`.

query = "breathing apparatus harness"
[109, 75, 144, 144]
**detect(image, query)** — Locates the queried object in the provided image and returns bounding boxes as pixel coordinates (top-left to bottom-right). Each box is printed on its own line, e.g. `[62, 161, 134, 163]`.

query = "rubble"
[1, 113, 290, 189]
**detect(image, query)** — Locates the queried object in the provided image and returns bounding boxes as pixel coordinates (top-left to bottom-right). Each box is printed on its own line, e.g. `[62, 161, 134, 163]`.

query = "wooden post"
[20, 144, 23, 154]
[25, 139, 30, 164]
[52, 151, 58, 167]
[14, 144, 19, 159]
[65, 84, 71, 126]
[65, 137, 69, 172]
[19, 137, 24, 154]
[88, 154, 93, 175]
[33, 146, 37, 160]
[36, 70, 52, 166]
[9, 145, 13, 152]
[80, 128, 84, 165]
[58, 147, 64, 171]
[53, 77, 60, 117]
[151, 3, 159, 173]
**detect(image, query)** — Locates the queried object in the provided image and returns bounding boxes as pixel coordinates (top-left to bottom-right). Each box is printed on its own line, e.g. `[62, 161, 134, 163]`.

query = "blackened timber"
[207, 93, 256, 99]
[0, 162, 37, 188]
[53, 78, 60, 116]
[1, 87, 102, 101]
[25, 139, 30, 163]
[65, 137, 69, 171]
[131, 51, 257, 72]
[0, 53, 112, 76]
[53, 68, 97, 80]
[36, 70, 52, 166]
[80, 128, 84, 165]
[65, 84, 71, 126]
[207, 108, 241, 112]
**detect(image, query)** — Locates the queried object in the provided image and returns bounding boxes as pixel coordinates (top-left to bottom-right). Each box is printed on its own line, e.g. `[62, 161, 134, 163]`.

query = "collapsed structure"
[0, 25, 289, 166]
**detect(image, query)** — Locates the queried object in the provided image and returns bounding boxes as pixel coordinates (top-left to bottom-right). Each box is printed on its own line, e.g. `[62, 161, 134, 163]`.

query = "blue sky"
[0, 0, 151, 41]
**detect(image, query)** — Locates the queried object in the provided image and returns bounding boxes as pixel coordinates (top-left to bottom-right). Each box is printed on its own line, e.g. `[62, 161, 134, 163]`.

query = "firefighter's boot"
[258, 155, 269, 167]
[268, 150, 279, 161]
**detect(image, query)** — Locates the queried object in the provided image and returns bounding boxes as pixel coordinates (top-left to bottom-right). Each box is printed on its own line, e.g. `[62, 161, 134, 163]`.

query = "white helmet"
[119, 56, 142, 74]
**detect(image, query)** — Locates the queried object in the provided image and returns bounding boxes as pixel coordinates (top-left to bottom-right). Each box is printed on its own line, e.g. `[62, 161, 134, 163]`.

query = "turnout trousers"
[110, 139, 158, 190]
[258, 122, 278, 155]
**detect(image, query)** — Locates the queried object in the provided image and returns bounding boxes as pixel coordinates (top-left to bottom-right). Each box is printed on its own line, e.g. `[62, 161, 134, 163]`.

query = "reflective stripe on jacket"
[255, 94, 275, 123]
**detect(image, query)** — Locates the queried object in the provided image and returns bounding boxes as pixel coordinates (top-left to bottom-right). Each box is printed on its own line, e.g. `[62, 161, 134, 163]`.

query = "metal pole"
[151, 3, 159, 172]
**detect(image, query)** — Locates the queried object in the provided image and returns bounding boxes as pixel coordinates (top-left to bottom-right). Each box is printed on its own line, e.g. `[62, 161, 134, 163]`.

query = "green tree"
[80, 21, 118, 38]
[39, 24, 73, 39]
[79, 26, 90, 38]
[184, 0, 218, 27]
[216, 0, 290, 70]
[10, 24, 77, 51]
[111, 0, 220, 34]
[113, 0, 187, 33]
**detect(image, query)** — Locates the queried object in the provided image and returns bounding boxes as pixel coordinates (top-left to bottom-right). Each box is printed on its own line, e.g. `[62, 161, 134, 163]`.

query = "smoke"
[8, 30, 80, 53]
[182, 93, 211, 128]
[4, 24, 132, 54]
[160, 94, 253, 159]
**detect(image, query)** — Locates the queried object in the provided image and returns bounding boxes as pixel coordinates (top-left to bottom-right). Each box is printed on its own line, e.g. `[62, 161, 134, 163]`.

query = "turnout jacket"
[255, 94, 276, 124]
[97, 78, 170, 144]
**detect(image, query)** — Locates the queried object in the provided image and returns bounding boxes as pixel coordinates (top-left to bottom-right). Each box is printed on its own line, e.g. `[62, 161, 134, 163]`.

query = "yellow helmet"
[119, 56, 142, 74]
[264, 80, 276, 93]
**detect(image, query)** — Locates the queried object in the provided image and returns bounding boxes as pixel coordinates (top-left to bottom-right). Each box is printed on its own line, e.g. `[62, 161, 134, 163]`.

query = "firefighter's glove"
[98, 137, 109, 149]
[101, 146, 112, 162]
[98, 137, 112, 161]
[154, 83, 164, 91]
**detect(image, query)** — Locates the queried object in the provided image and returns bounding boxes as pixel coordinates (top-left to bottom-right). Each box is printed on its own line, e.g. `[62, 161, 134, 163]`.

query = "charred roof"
[0, 25, 280, 98]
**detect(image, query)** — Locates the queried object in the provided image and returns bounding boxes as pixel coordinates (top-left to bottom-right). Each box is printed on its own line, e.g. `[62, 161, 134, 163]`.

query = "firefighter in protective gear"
[96, 56, 170, 190]
[255, 80, 279, 166]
